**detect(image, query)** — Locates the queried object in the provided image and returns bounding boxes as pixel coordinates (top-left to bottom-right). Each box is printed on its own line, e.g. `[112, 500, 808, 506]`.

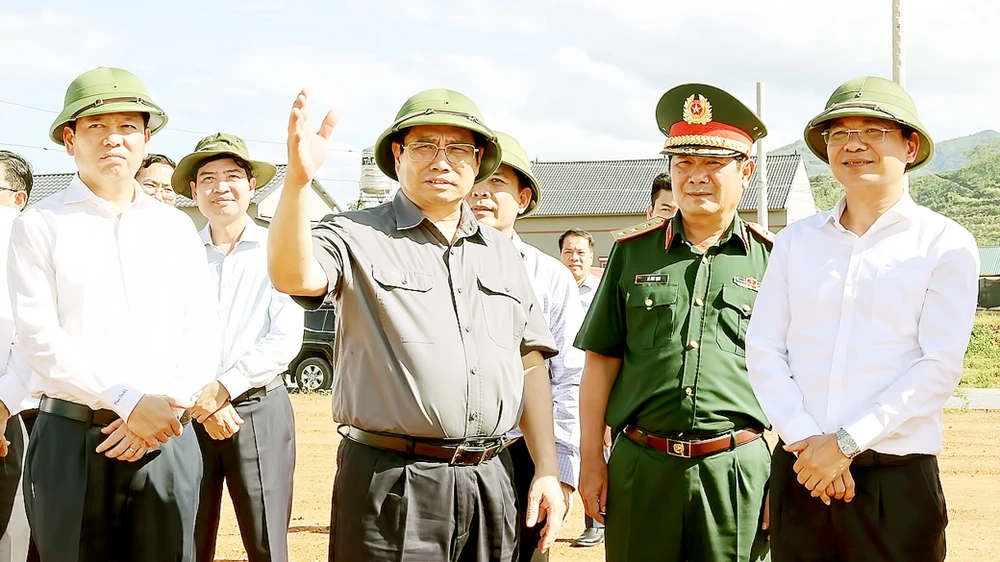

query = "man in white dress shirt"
[746, 76, 980, 562]
[467, 131, 585, 562]
[0, 151, 33, 562]
[8, 67, 219, 561]
[174, 133, 303, 562]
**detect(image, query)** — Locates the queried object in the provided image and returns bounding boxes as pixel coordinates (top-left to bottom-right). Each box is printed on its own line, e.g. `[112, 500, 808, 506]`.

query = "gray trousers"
[0, 416, 28, 562]
[330, 438, 518, 562]
[24, 412, 202, 562]
[194, 386, 296, 562]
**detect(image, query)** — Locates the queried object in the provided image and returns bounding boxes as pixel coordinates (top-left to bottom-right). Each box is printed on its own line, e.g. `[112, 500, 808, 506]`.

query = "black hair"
[0, 150, 33, 200]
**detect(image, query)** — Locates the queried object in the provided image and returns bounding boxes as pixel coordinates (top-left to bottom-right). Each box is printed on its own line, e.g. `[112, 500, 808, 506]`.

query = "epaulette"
[612, 217, 667, 242]
[747, 222, 775, 246]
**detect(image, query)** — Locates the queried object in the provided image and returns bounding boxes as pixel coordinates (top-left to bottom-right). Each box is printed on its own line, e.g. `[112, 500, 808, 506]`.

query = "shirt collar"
[391, 190, 485, 244]
[665, 212, 748, 254]
[63, 174, 156, 211]
[510, 230, 528, 257]
[582, 273, 600, 291]
[200, 217, 266, 247]
[823, 192, 919, 232]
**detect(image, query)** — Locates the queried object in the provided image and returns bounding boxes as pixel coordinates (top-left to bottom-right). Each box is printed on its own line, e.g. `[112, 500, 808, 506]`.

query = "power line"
[0, 98, 362, 154]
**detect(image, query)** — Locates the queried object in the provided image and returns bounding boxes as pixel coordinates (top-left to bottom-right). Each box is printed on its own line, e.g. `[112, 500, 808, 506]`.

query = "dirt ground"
[212, 395, 1000, 561]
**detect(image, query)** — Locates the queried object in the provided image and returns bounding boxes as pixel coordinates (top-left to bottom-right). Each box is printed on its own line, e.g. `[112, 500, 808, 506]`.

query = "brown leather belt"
[39, 396, 192, 427]
[341, 426, 518, 466]
[624, 425, 764, 459]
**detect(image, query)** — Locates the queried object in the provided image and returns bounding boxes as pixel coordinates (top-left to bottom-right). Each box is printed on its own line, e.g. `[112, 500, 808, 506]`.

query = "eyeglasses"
[821, 128, 900, 146]
[402, 142, 479, 165]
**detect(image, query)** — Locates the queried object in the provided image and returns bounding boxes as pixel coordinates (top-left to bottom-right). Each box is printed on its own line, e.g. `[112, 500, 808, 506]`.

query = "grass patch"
[961, 310, 1000, 388]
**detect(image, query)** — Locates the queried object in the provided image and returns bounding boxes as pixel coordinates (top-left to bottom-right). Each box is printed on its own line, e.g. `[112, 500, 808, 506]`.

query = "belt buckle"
[450, 442, 490, 466]
[667, 439, 691, 458]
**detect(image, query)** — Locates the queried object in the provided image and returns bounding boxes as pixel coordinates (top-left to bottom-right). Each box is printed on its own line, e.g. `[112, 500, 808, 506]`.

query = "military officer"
[269, 89, 566, 561]
[576, 83, 772, 562]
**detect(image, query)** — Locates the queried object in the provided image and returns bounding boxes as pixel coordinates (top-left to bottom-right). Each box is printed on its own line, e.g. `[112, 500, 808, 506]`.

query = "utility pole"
[893, 0, 909, 190]
[756, 82, 768, 229]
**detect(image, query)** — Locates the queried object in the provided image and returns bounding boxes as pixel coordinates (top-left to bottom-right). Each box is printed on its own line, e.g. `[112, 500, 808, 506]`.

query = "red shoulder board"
[612, 217, 667, 242]
[747, 222, 775, 245]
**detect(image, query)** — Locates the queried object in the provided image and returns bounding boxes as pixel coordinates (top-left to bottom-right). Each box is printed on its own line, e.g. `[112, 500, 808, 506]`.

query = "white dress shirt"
[579, 273, 599, 311]
[200, 220, 303, 398]
[510, 232, 586, 488]
[7, 175, 220, 421]
[0, 206, 35, 414]
[746, 194, 980, 456]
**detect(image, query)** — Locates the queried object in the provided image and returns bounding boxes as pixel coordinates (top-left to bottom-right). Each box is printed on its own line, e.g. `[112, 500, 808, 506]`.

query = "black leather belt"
[233, 376, 285, 403]
[39, 396, 192, 426]
[39, 396, 119, 427]
[341, 426, 518, 466]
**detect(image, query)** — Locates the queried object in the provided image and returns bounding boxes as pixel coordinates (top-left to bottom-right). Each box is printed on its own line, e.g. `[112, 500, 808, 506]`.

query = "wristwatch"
[835, 428, 860, 458]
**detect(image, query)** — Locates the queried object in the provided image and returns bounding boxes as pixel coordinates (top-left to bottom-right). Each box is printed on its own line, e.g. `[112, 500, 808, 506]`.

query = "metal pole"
[893, 0, 909, 190]
[755, 82, 768, 229]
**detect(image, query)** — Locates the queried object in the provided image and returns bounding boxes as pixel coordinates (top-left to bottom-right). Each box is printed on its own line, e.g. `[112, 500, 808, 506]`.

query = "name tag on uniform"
[635, 274, 669, 285]
[733, 277, 761, 292]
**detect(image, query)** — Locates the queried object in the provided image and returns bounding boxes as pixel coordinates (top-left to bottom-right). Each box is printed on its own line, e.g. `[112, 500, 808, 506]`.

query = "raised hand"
[286, 89, 337, 188]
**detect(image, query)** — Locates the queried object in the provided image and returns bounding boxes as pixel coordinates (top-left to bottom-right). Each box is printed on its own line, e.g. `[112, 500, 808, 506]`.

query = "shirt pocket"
[716, 283, 757, 357]
[624, 283, 678, 350]
[477, 275, 527, 351]
[371, 266, 435, 344]
[873, 263, 932, 335]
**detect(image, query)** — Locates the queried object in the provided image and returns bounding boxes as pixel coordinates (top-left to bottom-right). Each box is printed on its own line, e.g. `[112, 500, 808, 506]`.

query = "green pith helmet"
[172, 132, 277, 199]
[373, 89, 501, 184]
[492, 131, 541, 216]
[804, 76, 934, 171]
[656, 83, 766, 157]
[49, 67, 167, 145]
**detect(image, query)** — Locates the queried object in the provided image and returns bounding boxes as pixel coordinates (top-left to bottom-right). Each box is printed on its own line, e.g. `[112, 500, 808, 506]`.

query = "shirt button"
[464, 326, 471, 333]
[685, 387, 693, 396]
[644, 298, 653, 307]
[694, 298, 704, 307]
[469, 412, 479, 421]
[457, 287, 463, 293]
[471, 367, 479, 375]
[687, 340, 699, 350]
[401, 279, 408, 285]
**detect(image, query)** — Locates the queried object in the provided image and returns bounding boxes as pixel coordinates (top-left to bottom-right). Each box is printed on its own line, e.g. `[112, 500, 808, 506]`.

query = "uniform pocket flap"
[625, 283, 678, 308]
[720, 284, 755, 317]
[371, 266, 434, 292]
[476, 275, 523, 304]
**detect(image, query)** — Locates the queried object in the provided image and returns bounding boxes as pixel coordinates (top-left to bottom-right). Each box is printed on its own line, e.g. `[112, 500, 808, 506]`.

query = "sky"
[2, 0, 998, 207]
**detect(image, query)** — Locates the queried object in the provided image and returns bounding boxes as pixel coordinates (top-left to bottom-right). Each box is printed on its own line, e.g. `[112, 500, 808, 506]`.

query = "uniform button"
[742, 304, 751, 314]
[464, 326, 471, 333]
[695, 298, 704, 307]
[701, 256, 709, 265]
[685, 387, 693, 396]
[644, 298, 653, 307]
[687, 340, 699, 350]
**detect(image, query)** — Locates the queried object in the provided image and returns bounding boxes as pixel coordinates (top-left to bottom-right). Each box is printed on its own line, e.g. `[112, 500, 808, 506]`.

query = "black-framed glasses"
[821, 128, 900, 146]
[402, 142, 479, 165]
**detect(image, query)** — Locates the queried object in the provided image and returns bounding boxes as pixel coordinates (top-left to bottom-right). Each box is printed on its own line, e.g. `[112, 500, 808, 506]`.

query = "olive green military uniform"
[575, 84, 772, 562]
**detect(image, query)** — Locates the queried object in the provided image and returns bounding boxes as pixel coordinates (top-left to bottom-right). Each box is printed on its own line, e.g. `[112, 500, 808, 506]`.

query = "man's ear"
[63, 126, 75, 156]
[741, 158, 756, 189]
[14, 191, 27, 210]
[517, 187, 533, 214]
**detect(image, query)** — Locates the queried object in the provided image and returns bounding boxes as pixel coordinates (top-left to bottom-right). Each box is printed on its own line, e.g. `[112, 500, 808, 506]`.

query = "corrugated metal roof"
[980, 246, 1000, 276]
[29, 164, 294, 209]
[531, 153, 802, 217]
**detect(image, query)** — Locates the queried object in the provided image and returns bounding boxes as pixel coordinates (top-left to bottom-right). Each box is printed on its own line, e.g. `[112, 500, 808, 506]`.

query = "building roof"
[981, 246, 1000, 277]
[529, 153, 802, 217]
[29, 164, 321, 209]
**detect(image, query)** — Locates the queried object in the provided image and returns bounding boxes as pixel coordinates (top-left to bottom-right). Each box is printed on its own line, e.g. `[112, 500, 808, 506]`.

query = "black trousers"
[0, 415, 25, 536]
[24, 412, 202, 562]
[508, 439, 548, 562]
[330, 437, 518, 562]
[194, 386, 296, 562]
[770, 443, 947, 562]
